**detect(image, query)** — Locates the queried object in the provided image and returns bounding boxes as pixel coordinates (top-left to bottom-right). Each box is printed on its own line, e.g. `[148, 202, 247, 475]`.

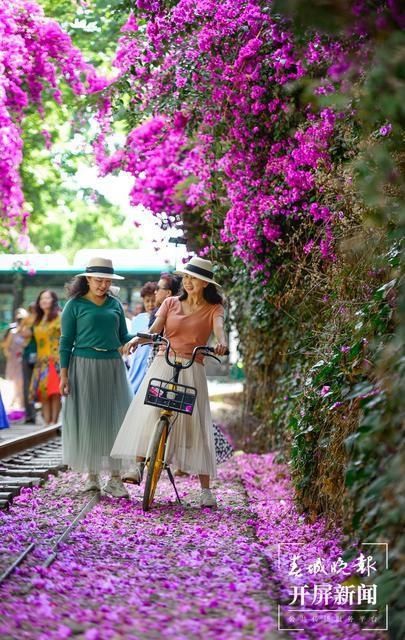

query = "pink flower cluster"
[97, 114, 189, 223]
[0, 0, 107, 247]
[96, 0, 366, 274]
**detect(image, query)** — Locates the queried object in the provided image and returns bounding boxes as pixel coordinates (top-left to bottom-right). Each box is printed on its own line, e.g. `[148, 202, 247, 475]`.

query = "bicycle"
[135, 332, 228, 511]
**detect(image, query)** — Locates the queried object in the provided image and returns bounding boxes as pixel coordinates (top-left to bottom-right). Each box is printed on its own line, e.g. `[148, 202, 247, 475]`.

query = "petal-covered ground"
[0, 454, 384, 640]
[235, 454, 386, 640]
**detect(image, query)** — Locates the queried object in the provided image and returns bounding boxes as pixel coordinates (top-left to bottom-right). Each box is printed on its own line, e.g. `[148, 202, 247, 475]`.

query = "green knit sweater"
[59, 295, 133, 368]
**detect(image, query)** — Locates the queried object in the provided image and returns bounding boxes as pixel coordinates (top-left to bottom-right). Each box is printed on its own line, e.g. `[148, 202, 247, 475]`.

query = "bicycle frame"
[136, 332, 224, 510]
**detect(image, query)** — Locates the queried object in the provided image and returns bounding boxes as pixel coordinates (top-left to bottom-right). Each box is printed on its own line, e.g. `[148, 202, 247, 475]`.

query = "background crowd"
[0, 283, 153, 430]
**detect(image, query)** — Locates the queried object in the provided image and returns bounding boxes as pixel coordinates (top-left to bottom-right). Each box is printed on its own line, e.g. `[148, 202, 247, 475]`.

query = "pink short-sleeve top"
[156, 297, 224, 364]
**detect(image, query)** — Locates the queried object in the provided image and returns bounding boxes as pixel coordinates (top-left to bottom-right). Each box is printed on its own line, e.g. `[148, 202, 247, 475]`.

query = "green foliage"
[38, 0, 126, 71]
[272, 0, 354, 34]
[228, 231, 403, 634]
[7, 0, 140, 255]
[291, 265, 396, 501]
[190, 6, 404, 632]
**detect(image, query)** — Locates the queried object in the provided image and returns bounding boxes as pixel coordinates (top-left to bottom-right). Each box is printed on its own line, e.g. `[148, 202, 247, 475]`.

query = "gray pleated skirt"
[62, 356, 133, 473]
[111, 355, 217, 478]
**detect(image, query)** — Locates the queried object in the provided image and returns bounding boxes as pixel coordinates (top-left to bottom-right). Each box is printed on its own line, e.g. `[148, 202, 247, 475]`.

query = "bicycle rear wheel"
[142, 416, 169, 511]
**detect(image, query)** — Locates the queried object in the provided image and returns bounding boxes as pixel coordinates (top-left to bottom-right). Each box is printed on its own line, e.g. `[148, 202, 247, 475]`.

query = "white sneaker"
[200, 488, 217, 508]
[103, 477, 129, 498]
[81, 474, 100, 492]
[121, 463, 144, 485]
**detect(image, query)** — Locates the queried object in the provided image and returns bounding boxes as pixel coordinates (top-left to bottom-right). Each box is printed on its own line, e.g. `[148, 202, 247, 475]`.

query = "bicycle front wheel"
[142, 416, 169, 511]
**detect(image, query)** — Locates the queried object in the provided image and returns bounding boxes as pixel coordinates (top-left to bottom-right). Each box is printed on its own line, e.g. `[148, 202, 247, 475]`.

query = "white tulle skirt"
[111, 355, 217, 479]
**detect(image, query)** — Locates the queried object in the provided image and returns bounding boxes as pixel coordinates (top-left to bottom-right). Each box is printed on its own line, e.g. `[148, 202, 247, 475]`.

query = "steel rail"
[0, 434, 64, 511]
[0, 424, 61, 459]
[0, 492, 100, 583]
[0, 543, 36, 585]
[42, 492, 101, 568]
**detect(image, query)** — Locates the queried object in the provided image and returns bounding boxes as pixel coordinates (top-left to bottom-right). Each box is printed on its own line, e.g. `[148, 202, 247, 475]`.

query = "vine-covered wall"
[95, 3, 404, 633]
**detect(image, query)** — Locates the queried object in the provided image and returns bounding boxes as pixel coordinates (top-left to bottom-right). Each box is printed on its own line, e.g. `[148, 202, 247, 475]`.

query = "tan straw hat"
[174, 256, 221, 287]
[76, 257, 124, 280]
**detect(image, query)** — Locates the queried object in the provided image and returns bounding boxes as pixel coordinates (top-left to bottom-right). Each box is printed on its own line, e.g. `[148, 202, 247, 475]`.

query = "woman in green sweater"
[59, 257, 133, 497]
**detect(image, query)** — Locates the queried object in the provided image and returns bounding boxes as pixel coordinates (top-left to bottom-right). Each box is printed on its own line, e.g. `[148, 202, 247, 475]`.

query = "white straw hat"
[174, 256, 221, 287]
[76, 257, 124, 280]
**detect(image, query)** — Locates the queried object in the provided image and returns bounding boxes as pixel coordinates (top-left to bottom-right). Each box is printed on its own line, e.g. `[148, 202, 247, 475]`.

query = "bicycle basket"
[144, 378, 197, 415]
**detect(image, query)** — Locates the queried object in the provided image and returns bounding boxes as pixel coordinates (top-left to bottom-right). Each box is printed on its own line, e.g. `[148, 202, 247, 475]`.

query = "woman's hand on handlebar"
[214, 342, 228, 356]
[123, 336, 140, 356]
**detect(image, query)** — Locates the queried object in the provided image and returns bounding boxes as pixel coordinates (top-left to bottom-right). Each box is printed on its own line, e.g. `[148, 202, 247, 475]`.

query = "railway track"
[0, 425, 101, 584]
[0, 492, 100, 584]
[0, 425, 64, 511]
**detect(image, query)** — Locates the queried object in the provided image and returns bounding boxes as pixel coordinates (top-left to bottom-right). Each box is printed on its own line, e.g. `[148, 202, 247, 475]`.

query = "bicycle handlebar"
[136, 332, 229, 369]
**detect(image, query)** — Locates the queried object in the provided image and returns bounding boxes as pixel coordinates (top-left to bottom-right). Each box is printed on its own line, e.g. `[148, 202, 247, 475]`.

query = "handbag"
[47, 358, 61, 397]
[213, 423, 234, 464]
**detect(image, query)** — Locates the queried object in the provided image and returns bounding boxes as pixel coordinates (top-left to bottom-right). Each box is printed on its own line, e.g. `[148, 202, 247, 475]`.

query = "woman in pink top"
[111, 257, 228, 508]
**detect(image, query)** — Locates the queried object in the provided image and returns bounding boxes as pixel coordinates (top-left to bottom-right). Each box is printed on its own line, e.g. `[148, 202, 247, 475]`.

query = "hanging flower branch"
[96, 0, 380, 276]
[0, 0, 107, 248]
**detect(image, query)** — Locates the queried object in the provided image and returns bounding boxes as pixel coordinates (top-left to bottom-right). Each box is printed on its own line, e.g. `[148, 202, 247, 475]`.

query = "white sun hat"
[76, 257, 124, 280]
[174, 256, 221, 287]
